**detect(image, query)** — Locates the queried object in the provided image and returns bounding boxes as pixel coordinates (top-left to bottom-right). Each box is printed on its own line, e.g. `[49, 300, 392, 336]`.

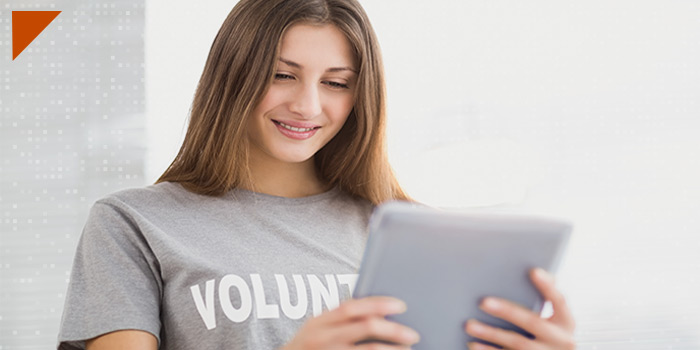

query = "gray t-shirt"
[57, 182, 374, 349]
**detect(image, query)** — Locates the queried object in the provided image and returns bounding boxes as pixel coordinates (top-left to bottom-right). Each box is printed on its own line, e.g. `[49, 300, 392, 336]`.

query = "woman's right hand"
[282, 296, 420, 350]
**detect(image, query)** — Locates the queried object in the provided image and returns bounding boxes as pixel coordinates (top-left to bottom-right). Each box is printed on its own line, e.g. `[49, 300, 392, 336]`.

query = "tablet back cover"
[353, 202, 572, 349]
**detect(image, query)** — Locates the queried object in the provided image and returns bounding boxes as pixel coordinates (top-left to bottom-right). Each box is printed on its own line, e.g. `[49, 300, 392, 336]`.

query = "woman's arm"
[85, 330, 158, 350]
[58, 201, 163, 349]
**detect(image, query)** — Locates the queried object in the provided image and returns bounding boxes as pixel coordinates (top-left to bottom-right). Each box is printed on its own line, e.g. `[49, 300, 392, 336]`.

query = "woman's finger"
[354, 342, 412, 350]
[530, 268, 576, 331]
[467, 341, 506, 350]
[321, 296, 407, 325]
[329, 316, 420, 347]
[465, 319, 544, 350]
[478, 296, 568, 344]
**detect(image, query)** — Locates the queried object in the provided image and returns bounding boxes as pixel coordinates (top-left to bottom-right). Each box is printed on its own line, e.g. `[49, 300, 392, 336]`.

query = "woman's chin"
[273, 151, 316, 165]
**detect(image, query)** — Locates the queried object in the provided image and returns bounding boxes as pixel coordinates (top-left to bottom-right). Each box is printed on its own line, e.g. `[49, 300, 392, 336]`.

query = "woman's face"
[247, 23, 357, 166]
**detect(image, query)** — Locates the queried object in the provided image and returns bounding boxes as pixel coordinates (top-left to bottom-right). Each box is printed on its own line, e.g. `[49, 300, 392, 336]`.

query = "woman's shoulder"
[84, 182, 227, 236]
[92, 181, 206, 215]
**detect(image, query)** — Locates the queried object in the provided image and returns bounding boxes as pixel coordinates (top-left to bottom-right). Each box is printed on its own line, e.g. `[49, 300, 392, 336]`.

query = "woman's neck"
[245, 149, 329, 198]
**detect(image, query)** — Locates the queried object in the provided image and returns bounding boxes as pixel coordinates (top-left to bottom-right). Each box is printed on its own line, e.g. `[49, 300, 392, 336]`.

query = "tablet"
[353, 201, 572, 349]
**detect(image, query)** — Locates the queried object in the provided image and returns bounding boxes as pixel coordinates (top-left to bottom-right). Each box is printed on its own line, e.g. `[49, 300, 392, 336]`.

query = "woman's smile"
[272, 119, 321, 140]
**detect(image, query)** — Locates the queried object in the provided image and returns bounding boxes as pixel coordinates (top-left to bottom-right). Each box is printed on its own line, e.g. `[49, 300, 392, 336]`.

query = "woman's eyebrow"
[279, 57, 357, 73]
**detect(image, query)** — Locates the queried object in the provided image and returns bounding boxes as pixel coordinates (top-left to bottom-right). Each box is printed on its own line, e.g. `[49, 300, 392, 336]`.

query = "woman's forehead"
[279, 23, 357, 71]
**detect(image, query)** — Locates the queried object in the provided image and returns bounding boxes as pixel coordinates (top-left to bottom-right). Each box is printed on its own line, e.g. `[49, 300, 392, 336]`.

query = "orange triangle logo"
[12, 11, 62, 60]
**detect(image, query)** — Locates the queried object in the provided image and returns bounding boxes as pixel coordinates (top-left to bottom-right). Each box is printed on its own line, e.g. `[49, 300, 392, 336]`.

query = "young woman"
[58, 0, 576, 349]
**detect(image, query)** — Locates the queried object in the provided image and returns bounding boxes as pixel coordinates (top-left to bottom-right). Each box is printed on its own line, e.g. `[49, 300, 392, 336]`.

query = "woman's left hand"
[465, 268, 576, 350]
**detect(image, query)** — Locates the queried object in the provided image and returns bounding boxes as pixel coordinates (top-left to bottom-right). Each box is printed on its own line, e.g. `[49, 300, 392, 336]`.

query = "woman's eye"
[324, 81, 349, 89]
[274, 73, 294, 80]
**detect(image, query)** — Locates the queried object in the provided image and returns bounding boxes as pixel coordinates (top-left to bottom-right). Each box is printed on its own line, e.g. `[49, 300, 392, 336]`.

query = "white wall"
[144, 0, 235, 182]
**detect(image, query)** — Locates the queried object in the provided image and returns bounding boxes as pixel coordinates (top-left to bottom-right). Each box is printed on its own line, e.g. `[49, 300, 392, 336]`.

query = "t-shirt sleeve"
[57, 200, 163, 349]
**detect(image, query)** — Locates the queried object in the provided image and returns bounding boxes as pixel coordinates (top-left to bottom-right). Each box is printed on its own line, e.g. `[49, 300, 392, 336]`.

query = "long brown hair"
[157, 0, 408, 205]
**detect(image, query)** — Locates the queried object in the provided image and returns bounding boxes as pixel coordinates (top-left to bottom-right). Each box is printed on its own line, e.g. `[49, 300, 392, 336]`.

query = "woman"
[58, 0, 576, 349]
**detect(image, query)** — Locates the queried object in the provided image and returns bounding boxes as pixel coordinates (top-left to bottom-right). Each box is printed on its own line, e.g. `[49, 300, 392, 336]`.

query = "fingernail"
[467, 320, 485, 335]
[403, 328, 420, 343]
[390, 299, 407, 313]
[481, 297, 500, 311]
[534, 268, 550, 281]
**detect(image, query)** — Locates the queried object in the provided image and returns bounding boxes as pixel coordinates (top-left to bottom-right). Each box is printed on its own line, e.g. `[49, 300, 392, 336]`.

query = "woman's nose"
[289, 83, 322, 118]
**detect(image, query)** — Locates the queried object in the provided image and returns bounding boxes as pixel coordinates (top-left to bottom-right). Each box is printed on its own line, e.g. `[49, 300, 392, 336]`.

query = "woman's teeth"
[277, 121, 316, 132]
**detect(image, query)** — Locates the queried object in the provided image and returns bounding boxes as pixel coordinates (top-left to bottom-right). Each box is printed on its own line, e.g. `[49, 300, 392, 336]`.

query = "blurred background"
[1, 0, 699, 349]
